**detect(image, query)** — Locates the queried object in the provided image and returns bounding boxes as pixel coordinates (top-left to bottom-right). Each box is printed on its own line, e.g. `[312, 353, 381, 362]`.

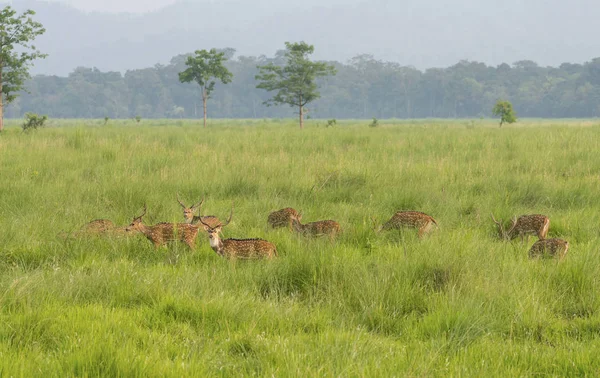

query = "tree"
[178, 49, 233, 127]
[255, 42, 336, 129]
[492, 100, 517, 127]
[0, 6, 46, 132]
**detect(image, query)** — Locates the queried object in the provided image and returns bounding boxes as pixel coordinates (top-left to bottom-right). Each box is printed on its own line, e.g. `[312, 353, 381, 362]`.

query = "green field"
[1, 119, 600, 376]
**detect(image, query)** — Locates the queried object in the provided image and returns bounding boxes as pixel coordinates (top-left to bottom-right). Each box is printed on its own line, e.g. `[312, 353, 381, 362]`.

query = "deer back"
[509, 214, 550, 239]
[81, 219, 116, 234]
[220, 238, 278, 259]
[144, 222, 201, 245]
[381, 211, 436, 231]
[299, 220, 341, 236]
[268, 208, 300, 228]
[191, 215, 221, 228]
[528, 238, 569, 259]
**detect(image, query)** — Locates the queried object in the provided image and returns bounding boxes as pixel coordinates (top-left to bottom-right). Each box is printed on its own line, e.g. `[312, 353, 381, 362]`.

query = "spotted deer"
[125, 205, 201, 249]
[199, 206, 278, 259]
[177, 194, 221, 228]
[81, 219, 117, 234]
[491, 214, 550, 242]
[59, 219, 126, 238]
[267, 207, 301, 230]
[378, 211, 438, 237]
[528, 238, 569, 259]
[289, 213, 341, 238]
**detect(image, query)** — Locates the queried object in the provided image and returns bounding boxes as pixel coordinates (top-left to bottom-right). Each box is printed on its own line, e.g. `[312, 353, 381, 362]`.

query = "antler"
[176, 193, 186, 209]
[198, 216, 213, 230]
[490, 213, 501, 225]
[506, 216, 518, 234]
[221, 203, 234, 227]
[136, 204, 147, 219]
[192, 197, 205, 210]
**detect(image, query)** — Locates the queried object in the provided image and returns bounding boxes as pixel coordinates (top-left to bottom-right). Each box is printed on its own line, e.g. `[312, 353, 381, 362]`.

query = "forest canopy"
[7, 52, 600, 119]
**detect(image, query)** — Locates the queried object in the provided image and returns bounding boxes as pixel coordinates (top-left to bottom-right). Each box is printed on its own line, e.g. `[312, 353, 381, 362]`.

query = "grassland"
[1, 118, 600, 376]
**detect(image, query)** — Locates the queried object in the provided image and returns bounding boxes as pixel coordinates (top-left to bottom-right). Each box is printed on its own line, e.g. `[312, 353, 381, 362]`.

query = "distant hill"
[5, 0, 600, 75]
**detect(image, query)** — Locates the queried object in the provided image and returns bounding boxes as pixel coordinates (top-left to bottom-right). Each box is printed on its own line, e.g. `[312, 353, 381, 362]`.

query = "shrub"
[326, 119, 337, 127]
[21, 113, 48, 131]
[369, 117, 379, 128]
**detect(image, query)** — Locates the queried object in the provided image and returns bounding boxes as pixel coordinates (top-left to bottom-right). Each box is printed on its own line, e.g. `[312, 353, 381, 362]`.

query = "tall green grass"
[1, 119, 600, 376]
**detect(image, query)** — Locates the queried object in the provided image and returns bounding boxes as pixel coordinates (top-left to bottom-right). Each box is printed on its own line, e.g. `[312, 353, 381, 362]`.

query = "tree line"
[2, 6, 600, 123]
[9, 54, 599, 121]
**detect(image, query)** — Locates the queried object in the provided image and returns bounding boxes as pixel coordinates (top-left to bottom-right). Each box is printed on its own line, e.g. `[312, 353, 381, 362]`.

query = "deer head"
[126, 205, 147, 232]
[199, 204, 233, 247]
[177, 193, 204, 223]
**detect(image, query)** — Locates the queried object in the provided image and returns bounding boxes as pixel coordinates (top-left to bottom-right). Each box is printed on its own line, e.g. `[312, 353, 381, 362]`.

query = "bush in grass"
[21, 113, 48, 131]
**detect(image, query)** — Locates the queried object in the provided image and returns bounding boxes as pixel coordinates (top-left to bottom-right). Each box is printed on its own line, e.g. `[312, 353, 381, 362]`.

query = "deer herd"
[67, 195, 569, 260]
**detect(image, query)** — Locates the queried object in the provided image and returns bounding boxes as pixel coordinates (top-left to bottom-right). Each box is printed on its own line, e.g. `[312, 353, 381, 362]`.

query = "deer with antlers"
[378, 211, 438, 238]
[528, 238, 569, 259]
[491, 213, 550, 242]
[289, 213, 341, 238]
[177, 194, 221, 228]
[125, 205, 201, 249]
[198, 205, 277, 259]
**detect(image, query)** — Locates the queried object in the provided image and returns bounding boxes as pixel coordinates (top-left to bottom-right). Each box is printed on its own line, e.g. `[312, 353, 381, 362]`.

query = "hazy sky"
[47, 0, 356, 13]
[9, 0, 600, 75]
[50, 0, 177, 13]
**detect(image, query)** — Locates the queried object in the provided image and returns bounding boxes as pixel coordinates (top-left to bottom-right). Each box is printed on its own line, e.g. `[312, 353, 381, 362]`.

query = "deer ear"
[202, 224, 210, 231]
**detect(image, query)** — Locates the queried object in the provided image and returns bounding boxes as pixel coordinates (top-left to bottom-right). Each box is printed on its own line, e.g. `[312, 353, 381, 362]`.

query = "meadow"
[1, 118, 600, 376]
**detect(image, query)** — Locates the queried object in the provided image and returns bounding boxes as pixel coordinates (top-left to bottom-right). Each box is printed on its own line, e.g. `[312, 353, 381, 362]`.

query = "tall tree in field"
[178, 49, 233, 127]
[256, 42, 336, 129]
[0, 6, 46, 132]
[492, 100, 517, 127]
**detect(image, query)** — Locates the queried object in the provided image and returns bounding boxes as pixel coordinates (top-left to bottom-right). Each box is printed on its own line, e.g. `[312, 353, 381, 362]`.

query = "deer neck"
[291, 219, 304, 232]
[209, 234, 224, 254]
[138, 223, 154, 237]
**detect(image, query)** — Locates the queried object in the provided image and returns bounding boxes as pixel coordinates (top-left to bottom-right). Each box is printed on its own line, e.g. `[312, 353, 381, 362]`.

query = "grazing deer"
[289, 213, 341, 238]
[491, 213, 550, 242]
[125, 205, 201, 249]
[528, 238, 569, 259]
[59, 219, 126, 239]
[267, 207, 301, 230]
[199, 206, 277, 259]
[177, 193, 221, 228]
[81, 219, 117, 234]
[378, 211, 438, 237]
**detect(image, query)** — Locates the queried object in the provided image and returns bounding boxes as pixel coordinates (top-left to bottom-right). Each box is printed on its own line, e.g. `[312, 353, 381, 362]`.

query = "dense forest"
[7, 52, 600, 119]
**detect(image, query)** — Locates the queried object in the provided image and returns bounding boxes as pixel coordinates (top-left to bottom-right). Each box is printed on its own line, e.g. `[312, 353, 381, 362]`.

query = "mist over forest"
[4, 0, 600, 119]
